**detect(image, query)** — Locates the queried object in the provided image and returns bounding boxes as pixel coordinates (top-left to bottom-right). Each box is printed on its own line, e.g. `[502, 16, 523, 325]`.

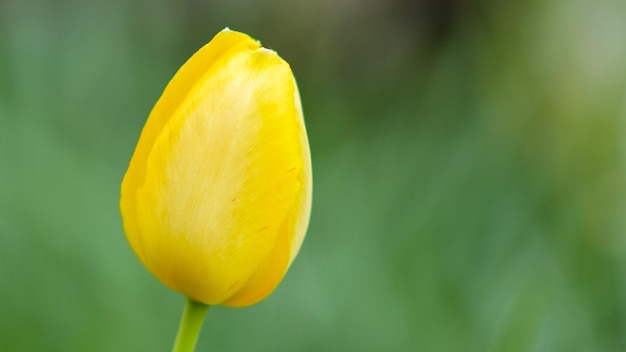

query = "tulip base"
[173, 298, 210, 352]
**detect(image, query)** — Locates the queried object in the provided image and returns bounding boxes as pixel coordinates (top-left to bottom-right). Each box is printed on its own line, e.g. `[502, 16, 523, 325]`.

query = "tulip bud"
[120, 28, 312, 308]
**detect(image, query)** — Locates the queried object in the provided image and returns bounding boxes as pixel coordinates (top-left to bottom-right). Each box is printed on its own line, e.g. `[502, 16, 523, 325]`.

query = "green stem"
[172, 298, 210, 352]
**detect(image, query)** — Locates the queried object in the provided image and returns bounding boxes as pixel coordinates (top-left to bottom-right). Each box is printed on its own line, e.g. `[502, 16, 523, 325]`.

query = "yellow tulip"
[120, 28, 312, 308]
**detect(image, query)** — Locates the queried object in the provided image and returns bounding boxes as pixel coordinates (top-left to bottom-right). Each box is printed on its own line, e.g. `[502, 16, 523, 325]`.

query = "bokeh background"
[2, 0, 626, 350]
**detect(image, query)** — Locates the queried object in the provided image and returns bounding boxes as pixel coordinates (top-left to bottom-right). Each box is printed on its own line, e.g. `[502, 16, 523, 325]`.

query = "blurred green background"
[2, 0, 626, 350]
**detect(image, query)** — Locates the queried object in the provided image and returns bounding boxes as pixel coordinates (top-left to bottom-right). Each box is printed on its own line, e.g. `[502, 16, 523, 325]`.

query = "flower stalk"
[173, 299, 210, 352]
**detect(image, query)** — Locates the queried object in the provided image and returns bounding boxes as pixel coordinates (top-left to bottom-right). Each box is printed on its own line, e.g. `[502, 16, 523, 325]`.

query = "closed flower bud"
[120, 28, 312, 307]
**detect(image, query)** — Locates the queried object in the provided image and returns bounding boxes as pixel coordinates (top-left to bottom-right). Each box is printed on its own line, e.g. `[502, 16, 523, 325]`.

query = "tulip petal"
[287, 80, 313, 264]
[223, 91, 313, 307]
[132, 41, 306, 305]
[121, 29, 260, 266]
[221, 211, 292, 307]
